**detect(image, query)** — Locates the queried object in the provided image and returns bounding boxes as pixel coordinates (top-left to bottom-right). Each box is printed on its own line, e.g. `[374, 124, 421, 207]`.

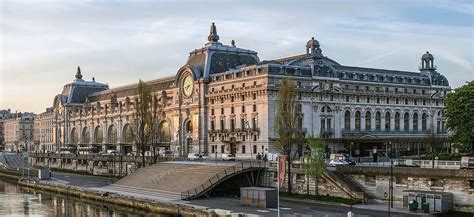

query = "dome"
[422, 51, 434, 60]
[306, 37, 320, 48]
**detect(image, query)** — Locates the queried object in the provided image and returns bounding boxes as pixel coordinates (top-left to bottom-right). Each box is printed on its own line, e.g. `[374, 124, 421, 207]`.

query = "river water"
[0, 178, 171, 217]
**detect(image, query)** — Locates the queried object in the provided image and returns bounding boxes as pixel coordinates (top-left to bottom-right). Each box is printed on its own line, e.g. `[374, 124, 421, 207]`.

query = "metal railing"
[180, 160, 266, 200]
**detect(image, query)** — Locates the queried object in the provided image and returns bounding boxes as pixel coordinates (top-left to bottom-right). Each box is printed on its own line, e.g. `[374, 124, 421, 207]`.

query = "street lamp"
[245, 120, 253, 160]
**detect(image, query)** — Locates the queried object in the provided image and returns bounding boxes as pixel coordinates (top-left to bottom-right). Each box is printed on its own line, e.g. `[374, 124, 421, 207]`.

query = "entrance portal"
[186, 138, 193, 154]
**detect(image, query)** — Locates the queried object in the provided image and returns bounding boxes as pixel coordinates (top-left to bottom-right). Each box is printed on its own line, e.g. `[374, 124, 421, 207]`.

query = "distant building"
[48, 23, 451, 159]
[0, 109, 14, 149]
[4, 114, 35, 151]
[34, 107, 56, 152]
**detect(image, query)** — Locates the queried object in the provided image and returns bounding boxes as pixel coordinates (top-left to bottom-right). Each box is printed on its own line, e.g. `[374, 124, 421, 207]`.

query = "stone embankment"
[0, 169, 223, 216]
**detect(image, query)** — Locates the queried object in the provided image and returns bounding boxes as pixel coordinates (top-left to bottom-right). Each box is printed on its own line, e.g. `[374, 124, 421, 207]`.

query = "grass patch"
[280, 191, 362, 205]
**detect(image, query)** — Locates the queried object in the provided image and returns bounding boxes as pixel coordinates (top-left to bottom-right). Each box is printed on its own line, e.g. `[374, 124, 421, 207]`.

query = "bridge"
[99, 160, 268, 201]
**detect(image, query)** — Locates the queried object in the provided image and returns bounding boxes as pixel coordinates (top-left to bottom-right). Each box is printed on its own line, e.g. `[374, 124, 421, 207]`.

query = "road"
[190, 197, 424, 217]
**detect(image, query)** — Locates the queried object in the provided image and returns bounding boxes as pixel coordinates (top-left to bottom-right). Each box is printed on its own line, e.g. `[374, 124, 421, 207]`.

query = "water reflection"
[0, 178, 171, 217]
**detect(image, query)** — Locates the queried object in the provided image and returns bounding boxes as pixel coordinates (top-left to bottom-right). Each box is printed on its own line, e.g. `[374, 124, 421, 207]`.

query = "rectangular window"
[241, 95, 245, 101]
[242, 83, 245, 87]
[231, 96, 234, 102]
[254, 81, 257, 86]
[346, 96, 349, 102]
[221, 145, 224, 153]
[220, 119, 224, 130]
[211, 120, 215, 130]
[241, 118, 245, 130]
[221, 108, 224, 115]
[253, 104, 257, 112]
[252, 117, 257, 129]
[253, 145, 257, 154]
[231, 107, 234, 114]
[356, 96, 360, 103]
[377, 97, 380, 104]
[470, 180, 474, 189]
[422, 90, 426, 94]
[386, 98, 390, 104]
[253, 135, 257, 141]
[241, 106, 245, 113]
[366, 97, 370, 103]
[242, 145, 246, 153]
[211, 109, 214, 115]
[253, 93, 257, 100]
[211, 145, 215, 153]
[395, 88, 398, 92]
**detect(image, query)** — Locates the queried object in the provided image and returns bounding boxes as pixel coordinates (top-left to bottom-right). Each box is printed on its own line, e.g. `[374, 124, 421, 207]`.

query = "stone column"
[371, 112, 376, 131]
[361, 114, 366, 131]
[409, 113, 414, 132]
[390, 115, 395, 132]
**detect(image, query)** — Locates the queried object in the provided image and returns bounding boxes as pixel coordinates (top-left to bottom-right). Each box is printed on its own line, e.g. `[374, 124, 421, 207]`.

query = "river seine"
[0, 178, 171, 217]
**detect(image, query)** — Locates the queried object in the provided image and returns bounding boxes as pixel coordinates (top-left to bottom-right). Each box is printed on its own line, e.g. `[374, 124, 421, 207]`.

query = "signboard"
[278, 155, 286, 188]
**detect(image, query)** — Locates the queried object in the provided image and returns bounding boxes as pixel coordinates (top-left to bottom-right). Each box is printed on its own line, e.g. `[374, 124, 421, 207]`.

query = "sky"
[0, 0, 473, 114]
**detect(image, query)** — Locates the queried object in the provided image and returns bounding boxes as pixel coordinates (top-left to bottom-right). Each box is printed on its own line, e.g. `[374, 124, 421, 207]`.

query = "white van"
[106, 150, 118, 155]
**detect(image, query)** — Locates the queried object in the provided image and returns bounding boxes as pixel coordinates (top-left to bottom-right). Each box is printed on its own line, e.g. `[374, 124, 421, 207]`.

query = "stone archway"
[184, 119, 194, 154]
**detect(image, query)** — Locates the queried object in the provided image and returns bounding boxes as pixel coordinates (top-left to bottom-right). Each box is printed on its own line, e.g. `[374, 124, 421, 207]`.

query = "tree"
[274, 76, 305, 194]
[444, 81, 474, 154]
[132, 80, 153, 167]
[149, 91, 167, 163]
[304, 136, 326, 195]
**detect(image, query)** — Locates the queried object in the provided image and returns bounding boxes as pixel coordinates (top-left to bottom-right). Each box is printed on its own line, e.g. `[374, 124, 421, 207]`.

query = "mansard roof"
[184, 23, 259, 79]
[58, 68, 109, 105]
[87, 76, 174, 102]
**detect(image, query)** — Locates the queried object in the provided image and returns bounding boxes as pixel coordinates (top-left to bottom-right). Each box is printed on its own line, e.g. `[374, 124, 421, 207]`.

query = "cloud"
[1, 0, 473, 113]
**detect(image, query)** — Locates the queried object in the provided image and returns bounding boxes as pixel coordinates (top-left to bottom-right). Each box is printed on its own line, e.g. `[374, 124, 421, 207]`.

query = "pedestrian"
[263, 154, 268, 162]
[257, 153, 261, 160]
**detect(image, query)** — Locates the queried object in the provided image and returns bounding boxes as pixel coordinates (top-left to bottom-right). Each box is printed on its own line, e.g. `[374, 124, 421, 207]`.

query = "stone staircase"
[108, 161, 233, 200]
[100, 184, 182, 201]
[325, 168, 368, 202]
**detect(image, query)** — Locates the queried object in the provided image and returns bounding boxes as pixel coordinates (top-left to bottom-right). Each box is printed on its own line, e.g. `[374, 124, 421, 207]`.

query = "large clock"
[182, 75, 194, 97]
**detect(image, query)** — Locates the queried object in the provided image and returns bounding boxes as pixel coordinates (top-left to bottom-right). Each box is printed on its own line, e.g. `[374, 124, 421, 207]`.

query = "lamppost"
[245, 120, 253, 160]
[389, 140, 394, 216]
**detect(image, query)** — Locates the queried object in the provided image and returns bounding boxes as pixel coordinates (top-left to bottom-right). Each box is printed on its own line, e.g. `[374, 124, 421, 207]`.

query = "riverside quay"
[39, 23, 451, 159]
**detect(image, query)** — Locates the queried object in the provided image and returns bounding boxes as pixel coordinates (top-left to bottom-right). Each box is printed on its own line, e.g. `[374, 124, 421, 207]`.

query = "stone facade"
[44, 23, 451, 159]
[4, 114, 35, 151]
[33, 108, 55, 152]
[337, 166, 474, 212]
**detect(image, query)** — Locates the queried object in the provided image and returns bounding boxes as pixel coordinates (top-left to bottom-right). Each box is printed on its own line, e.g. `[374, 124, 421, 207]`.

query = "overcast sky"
[1, 0, 473, 114]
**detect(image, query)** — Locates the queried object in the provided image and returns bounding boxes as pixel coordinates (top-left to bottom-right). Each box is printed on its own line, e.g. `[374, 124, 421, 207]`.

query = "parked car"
[106, 150, 119, 155]
[222, 153, 236, 161]
[187, 153, 202, 161]
[329, 159, 349, 167]
[159, 149, 172, 157]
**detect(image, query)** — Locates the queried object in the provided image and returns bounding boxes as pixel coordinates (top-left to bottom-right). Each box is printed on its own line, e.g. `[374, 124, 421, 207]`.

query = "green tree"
[304, 136, 326, 195]
[444, 81, 474, 154]
[274, 76, 305, 194]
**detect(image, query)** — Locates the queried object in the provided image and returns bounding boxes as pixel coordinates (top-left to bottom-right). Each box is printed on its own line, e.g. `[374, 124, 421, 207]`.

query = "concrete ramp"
[103, 161, 266, 201]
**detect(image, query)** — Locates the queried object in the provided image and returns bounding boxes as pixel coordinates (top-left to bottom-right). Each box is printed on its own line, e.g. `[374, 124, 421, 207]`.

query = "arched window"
[95, 126, 103, 144]
[375, 112, 381, 130]
[159, 121, 171, 143]
[395, 112, 400, 131]
[385, 112, 391, 131]
[123, 124, 133, 143]
[413, 113, 419, 131]
[355, 111, 361, 130]
[365, 111, 371, 130]
[422, 113, 427, 131]
[108, 125, 117, 144]
[71, 128, 78, 144]
[82, 127, 90, 144]
[344, 111, 351, 129]
[404, 113, 409, 131]
[186, 120, 193, 133]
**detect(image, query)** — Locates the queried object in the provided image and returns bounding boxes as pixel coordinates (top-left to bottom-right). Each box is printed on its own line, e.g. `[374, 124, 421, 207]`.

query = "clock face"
[182, 75, 194, 97]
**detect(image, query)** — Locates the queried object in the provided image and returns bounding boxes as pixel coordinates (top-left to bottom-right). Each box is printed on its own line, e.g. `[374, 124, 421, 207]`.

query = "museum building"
[49, 23, 451, 159]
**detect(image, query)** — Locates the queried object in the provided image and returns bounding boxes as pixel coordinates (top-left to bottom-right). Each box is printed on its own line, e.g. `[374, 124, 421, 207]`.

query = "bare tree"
[131, 80, 152, 167]
[274, 76, 305, 194]
[149, 91, 167, 163]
